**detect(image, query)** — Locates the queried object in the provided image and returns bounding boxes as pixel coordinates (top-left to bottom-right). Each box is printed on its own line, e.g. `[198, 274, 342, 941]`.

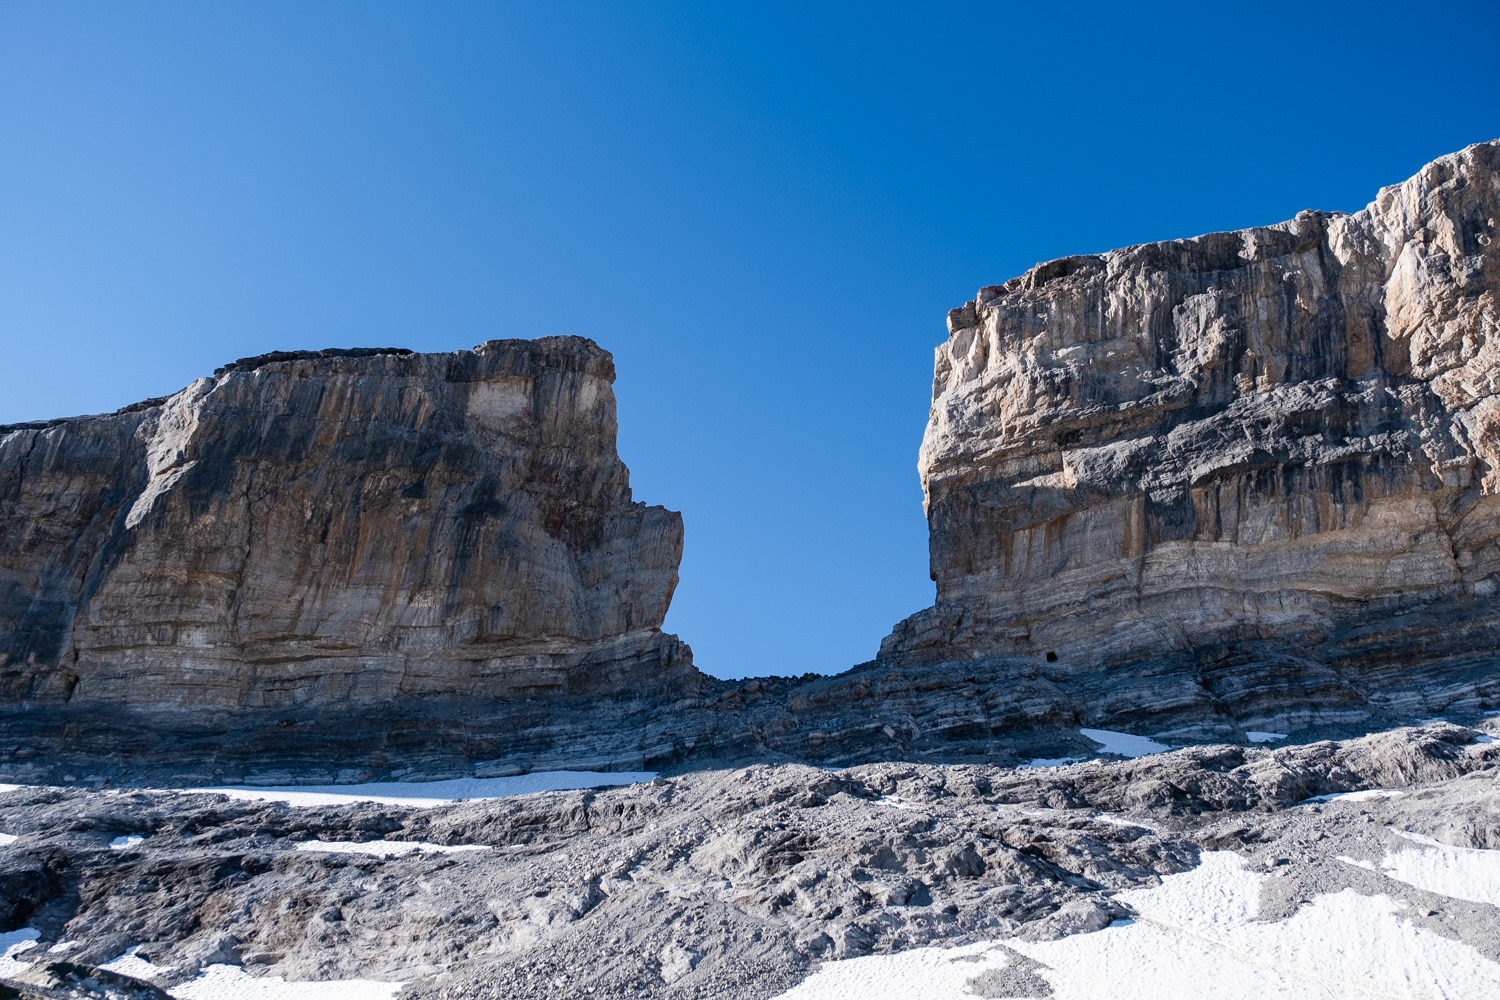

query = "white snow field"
[1077, 728, 1172, 757]
[1302, 788, 1404, 804]
[176, 770, 657, 807]
[294, 840, 488, 858]
[1380, 831, 1500, 907]
[170, 964, 405, 1000]
[771, 849, 1500, 1000]
[96, 946, 406, 999]
[0, 927, 38, 978]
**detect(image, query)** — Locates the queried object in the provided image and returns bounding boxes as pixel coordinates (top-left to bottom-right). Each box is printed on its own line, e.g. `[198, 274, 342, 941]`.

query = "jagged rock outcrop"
[0, 338, 697, 773]
[873, 139, 1500, 740]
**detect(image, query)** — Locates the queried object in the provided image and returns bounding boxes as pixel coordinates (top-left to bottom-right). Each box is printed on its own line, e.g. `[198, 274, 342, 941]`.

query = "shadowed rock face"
[0, 337, 690, 714]
[876, 139, 1500, 739]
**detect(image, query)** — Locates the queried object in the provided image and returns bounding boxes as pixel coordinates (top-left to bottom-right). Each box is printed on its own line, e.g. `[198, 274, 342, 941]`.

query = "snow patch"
[1301, 789, 1405, 804]
[177, 770, 657, 808]
[1022, 756, 1086, 769]
[102, 948, 404, 999]
[111, 833, 146, 849]
[1379, 831, 1500, 908]
[173, 963, 405, 1000]
[295, 840, 488, 858]
[1078, 728, 1172, 758]
[1245, 731, 1287, 742]
[768, 937, 1005, 999]
[1093, 813, 1157, 831]
[0, 833, 16, 847]
[0, 928, 38, 978]
[770, 852, 1500, 999]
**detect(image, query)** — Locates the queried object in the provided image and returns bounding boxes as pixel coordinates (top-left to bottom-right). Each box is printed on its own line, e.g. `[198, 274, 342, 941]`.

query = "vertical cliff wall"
[0, 337, 692, 717]
[876, 140, 1500, 739]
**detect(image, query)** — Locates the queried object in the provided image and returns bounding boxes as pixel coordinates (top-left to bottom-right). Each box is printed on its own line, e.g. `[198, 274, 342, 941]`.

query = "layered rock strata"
[0, 338, 697, 772]
[7, 143, 1500, 781]
[874, 139, 1500, 741]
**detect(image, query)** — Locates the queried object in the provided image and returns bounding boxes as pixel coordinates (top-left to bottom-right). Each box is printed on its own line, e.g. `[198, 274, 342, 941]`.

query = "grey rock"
[0, 723, 1492, 998]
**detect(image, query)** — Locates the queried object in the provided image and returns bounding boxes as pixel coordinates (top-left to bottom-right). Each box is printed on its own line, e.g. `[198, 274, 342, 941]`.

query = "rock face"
[878, 139, 1500, 739]
[0, 338, 693, 749]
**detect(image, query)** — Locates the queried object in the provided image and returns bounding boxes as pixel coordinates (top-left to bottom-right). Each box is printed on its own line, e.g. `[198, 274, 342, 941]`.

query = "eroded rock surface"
[0, 722, 1492, 999]
[878, 139, 1500, 740]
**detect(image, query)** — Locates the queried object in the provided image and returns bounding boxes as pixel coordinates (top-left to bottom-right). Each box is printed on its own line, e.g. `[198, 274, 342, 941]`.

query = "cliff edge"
[0, 337, 701, 780]
[868, 139, 1500, 742]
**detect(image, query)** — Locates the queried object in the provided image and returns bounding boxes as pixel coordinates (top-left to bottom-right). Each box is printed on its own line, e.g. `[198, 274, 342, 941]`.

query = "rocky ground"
[0, 719, 1494, 999]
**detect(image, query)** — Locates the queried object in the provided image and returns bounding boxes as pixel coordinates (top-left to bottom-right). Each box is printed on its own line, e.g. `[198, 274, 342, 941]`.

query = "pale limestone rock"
[879, 139, 1500, 738]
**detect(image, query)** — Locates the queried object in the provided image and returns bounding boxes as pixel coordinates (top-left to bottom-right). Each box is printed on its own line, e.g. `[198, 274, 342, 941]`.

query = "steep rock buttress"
[869, 139, 1500, 741]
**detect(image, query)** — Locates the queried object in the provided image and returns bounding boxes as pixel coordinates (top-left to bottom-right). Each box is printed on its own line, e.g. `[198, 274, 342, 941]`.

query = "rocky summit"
[0, 143, 1498, 1000]
[0, 338, 698, 782]
[873, 138, 1500, 743]
[4, 145, 1500, 782]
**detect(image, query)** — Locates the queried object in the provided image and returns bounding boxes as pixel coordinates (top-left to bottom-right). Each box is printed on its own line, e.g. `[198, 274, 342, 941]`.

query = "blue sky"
[2, 2, 1497, 679]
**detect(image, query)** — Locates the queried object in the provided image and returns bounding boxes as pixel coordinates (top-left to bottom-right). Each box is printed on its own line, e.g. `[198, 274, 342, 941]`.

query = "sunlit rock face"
[880, 140, 1500, 738]
[0, 337, 691, 713]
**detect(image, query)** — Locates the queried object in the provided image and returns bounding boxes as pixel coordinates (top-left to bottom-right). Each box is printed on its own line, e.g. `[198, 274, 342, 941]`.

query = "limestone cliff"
[0, 338, 692, 718]
[6, 143, 1500, 783]
[872, 139, 1500, 740]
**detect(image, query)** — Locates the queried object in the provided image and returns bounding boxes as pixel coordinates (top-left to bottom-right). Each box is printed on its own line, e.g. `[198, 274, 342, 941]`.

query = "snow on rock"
[294, 840, 488, 858]
[1379, 832, 1500, 908]
[0, 832, 16, 846]
[1302, 789, 1405, 804]
[770, 852, 1500, 999]
[172, 963, 405, 1000]
[0, 928, 38, 978]
[1245, 731, 1288, 742]
[110, 834, 146, 849]
[1078, 729, 1171, 758]
[176, 770, 657, 808]
[100, 944, 174, 980]
[1022, 756, 1086, 769]
[767, 937, 1006, 999]
[101, 947, 404, 1000]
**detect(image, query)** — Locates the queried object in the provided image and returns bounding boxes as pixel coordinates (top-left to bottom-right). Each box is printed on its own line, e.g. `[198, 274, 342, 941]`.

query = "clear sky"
[2, 2, 1498, 679]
